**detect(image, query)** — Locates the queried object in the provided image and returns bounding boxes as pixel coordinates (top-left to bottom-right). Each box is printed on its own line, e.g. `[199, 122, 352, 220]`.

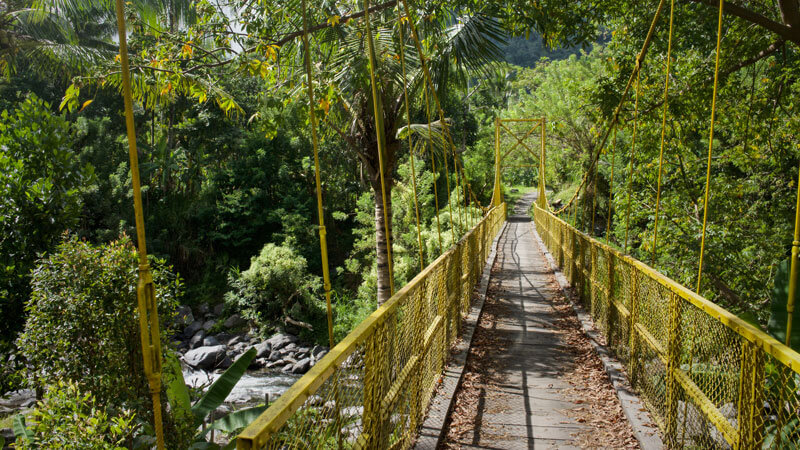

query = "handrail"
[534, 203, 800, 448]
[237, 203, 507, 449]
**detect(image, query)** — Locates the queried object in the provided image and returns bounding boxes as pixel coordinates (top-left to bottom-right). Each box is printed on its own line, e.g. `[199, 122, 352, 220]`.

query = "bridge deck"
[439, 193, 638, 449]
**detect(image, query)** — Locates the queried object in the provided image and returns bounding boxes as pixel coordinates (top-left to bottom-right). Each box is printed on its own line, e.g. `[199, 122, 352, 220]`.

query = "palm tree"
[0, 0, 193, 79]
[295, 5, 505, 304]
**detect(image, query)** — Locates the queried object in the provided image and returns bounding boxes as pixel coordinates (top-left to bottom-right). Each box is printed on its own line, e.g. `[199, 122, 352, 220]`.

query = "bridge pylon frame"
[492, 117, 547, 209]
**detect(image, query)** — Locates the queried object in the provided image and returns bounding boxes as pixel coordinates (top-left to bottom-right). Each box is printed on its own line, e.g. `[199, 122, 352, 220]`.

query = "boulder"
[184, 320, 204, 337]
[175, 305, 194, 327]
[213, 303, 225, 316]
[291, 357, 312, 374]
[224, 313, 247, 329]
[185, 345, 228, 370]
[203, 336, 221, 347]
[268, 350, 282, 361]
[189, 330, 206, 349]
[217, 354, 233, 369]
[266, 333, 298, 351]
[202, 319, 216, 332]
[254, 342, 272, 359]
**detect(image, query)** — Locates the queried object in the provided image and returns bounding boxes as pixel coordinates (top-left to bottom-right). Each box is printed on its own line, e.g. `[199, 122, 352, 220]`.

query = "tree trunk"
[372, 176, 393, 305]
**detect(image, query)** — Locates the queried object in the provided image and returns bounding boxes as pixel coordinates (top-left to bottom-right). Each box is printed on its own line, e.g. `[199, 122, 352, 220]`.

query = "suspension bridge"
[101, 0, 800, 447]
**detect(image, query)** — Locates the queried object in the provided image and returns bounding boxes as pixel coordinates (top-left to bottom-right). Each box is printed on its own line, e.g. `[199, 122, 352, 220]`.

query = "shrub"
[0, 94, 94, 343]
[17, 235, 182, 416]
[15, 381, 136, 449]
[225, 243, 323, 339]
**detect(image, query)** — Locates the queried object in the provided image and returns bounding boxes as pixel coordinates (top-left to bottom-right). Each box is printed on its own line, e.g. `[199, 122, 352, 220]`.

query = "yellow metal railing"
[237, 203, 506, 449]
[533, 204, 800, 449]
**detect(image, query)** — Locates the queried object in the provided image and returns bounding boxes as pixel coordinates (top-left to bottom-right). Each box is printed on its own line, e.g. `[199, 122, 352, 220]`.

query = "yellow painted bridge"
[101, 0, 800, 446]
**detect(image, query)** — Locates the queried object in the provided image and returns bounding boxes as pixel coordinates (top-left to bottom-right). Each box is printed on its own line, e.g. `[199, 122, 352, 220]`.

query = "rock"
[268, 350, 282, 361]
[283, 343, 299, 353]
[203, 336, 221, 347]
[213, 303, 225, 316]
[677, 400, 708, 444]
[196, 303, 210, 316]
[217, 354, 233, 369]
[233, 342, 249, 353]
[175, 305, 194, 327]
[213, 332, 231, 343]
[311, 345, 328, 359]
[202, 319, 216, 332]
[224, 313, 247, 329]
[266, 333, 298, 351]
[0, 389, 36, 409]
[228, 334, 246, 346]
[250, 358, 267, 369]
[291, 357, 312, 374]
[189, 330, 206, 349]
[266, 360, 286, 369]
[254, 342, 272, 358]
[709, 403, 736, 449]
[184, 320, 204, 337]
[185, 345, 228, 370]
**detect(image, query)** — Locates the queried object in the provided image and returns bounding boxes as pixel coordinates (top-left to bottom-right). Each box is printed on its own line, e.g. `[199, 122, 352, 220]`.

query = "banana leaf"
[199, 405, 268, 438]
[191, 347, 256, 425]
[12, 414, 32, 441]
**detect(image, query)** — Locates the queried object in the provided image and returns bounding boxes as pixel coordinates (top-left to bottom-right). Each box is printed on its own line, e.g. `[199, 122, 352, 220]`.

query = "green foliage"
[0, 94, 93, 342]
[16, 235, 182, 416]
[14, 381, 136, 449]
[225, 243, 323, 339]
[767, 259, 800, 352]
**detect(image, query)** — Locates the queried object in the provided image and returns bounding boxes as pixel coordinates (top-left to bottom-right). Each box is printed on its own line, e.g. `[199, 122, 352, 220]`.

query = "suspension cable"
[424, 84, 444, 253]
[400, 0, 482, 233]
[301, 0, 335, 347]
[651, 0, 676, 265]
[553, 0, 668, 216]
[398, 22, 425, 271]
[113, 0, 164, 447]
[363, 0, 395, 296]
[606, 125, 617, 244]
[591, 154, 598, 235]
[624, 68, 642, 253]
[695, 0, 724, 292]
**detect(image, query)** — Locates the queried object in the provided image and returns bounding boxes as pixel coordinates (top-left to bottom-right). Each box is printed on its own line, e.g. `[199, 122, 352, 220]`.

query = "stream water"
[184, 368, 300, 407]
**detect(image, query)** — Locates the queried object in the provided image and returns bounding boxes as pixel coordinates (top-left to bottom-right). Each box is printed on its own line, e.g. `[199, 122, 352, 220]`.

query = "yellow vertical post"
[786, 162, 800, 345]
[606, 126, 617, 244]
[300, 0, 335, 348]
[493, 118, 502, 207]
[540, 118, 547, 208]
[113, 1, 164, 447]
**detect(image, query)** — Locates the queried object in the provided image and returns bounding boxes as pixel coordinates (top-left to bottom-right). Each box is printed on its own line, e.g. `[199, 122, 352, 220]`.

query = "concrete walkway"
[452, 192, 589, 449]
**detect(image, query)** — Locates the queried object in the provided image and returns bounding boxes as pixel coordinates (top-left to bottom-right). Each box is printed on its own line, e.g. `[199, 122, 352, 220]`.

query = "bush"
[225, 243, 323, 339]
[15, 381, 136, 449]
[0, 94, 94, 343]
[16, 235, 182, 416]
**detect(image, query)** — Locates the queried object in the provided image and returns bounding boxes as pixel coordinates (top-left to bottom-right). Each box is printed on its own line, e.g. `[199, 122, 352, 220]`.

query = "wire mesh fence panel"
[533, 204, 800, 449]
[237, 204, 506, 449]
